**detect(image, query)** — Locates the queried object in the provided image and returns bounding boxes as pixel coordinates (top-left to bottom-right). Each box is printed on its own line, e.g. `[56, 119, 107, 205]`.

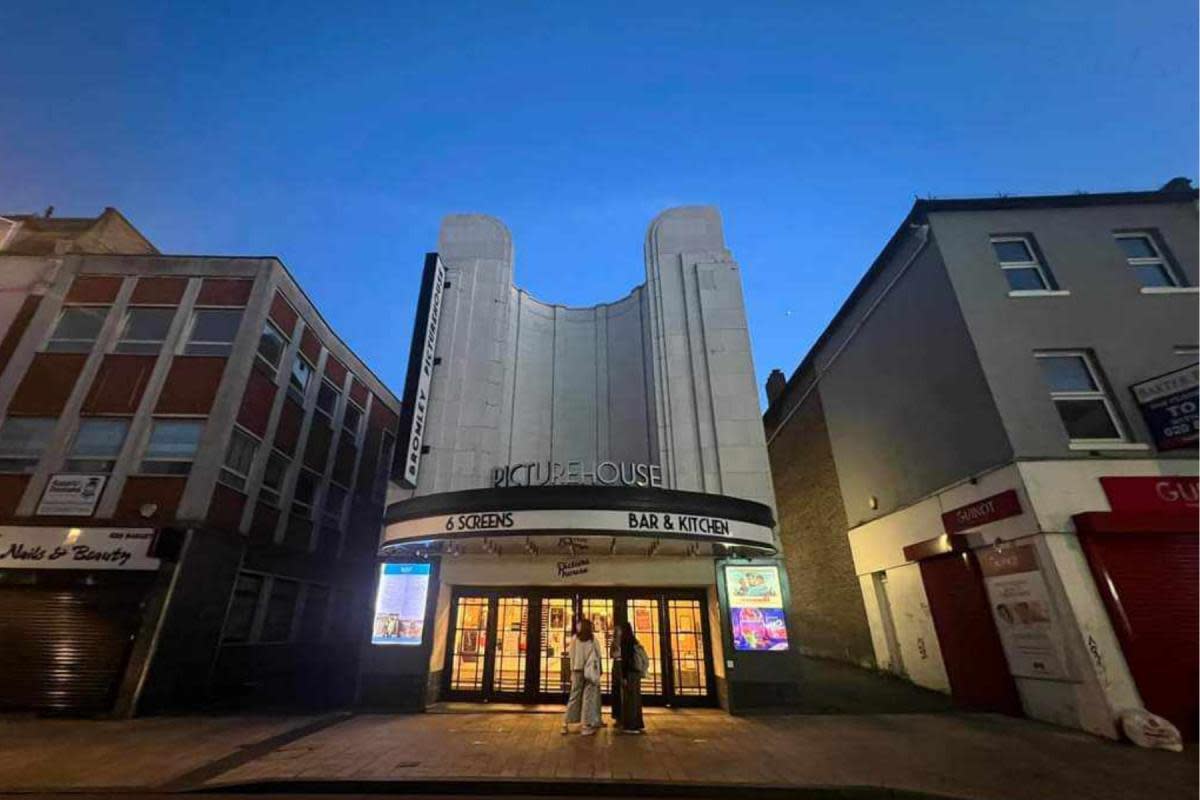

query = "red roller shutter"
[1075, 512, 1198, 739]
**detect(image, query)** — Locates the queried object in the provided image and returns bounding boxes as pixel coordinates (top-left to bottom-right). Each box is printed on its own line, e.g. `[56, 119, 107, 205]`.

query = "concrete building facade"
[0, 210, 401, 715]
[369, 208, 799, 713]
[764, 181, 1198, 738]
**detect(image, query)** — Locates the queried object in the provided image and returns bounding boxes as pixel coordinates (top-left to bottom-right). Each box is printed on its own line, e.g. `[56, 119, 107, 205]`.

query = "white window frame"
[0, 416, 57, 473]
[259, 576, 301, 644]
[1035, 351, 1128, 446]
[218, 426, 261, 492]
[259, 449, 291, 507]
[113, 306, 176, 355]
[138, 417, 206, 475]
[221, 571, 268, 644]
[287, 355, 314, 403]
[342, 399, 364, 439]
[256, 319, 289, 374]
[321, 480, 349, 529]
[44, 305, 110, 353]
[65, 417, 131, 473]
[315, 379, 340, 421]
[1114, 232, 1182, 290]
[181, 307, 243, 357]
[292, 468, 321, 518]
[991, 236, 1056, 295]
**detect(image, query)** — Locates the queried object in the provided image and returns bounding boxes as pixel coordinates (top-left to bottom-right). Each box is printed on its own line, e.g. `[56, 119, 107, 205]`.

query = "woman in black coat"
[616, 620, 645, 733]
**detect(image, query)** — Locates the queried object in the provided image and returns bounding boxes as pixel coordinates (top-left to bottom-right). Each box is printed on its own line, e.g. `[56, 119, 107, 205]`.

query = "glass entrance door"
[443, 588, 715, 706]
[538, 596, 575, 696]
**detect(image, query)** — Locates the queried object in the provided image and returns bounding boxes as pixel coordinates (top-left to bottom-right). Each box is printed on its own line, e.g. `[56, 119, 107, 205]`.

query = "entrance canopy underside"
[381, 485, 777, 558]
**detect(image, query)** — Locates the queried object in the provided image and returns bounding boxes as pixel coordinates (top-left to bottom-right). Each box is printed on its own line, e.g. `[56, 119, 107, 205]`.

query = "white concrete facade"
[413, 207, 776, 513]
[850, 456, 1199, 738]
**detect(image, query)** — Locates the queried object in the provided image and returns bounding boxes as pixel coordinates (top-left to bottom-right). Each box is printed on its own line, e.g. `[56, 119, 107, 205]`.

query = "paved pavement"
[0, 708, 1194, 799]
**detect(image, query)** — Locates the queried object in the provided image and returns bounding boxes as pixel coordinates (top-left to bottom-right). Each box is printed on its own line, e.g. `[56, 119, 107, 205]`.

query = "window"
[342, 402, 363, 438]
[991, 236, 1054, 292]
[260, 578, 299, 642]
[184, 309, 242, 356]
[65, 418, 129, 472]
[288, 356, 313, 401]
[316, 381, 340, 419]
[140, 419, 205, 474]
[1035, 352, 1125, 443]
[219, 428, 259, 491]
[298, 585, 330, 641]
[257, 321, 288, 370]
[373, 431, 396, 502]
[115, 307, 175, 354]
[260, 450, 290, 506]
[0, 417, 56, 473]
[46, 306, 109, 352]
[322, 482, 348, 526]
[1115, 233, 1179, 288]
[293, 469, 320, 516]
[223, 573, 264, 643]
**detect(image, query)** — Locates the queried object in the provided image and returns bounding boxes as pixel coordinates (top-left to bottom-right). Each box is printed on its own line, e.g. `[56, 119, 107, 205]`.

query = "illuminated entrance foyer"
[364, 208, 802, 713]
[445, 589, 713, 705]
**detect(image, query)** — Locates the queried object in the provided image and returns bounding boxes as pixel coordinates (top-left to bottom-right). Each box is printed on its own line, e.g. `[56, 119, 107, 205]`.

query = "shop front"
[0, 525, 162, 714]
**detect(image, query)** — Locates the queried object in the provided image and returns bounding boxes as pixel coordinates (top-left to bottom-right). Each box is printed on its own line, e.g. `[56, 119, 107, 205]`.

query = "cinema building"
[364, 208, 800, 712]
[763, 181, 1198, 739]
[0, 209, 401, 715]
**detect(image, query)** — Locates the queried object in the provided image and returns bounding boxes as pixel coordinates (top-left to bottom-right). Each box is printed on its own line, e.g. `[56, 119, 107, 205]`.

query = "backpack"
[630, 642, 650, 676]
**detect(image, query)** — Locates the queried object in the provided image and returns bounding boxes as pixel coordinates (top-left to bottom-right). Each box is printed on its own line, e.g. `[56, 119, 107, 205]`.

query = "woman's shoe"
[561, 724, 571, 734]
[581, 726, 597, 736]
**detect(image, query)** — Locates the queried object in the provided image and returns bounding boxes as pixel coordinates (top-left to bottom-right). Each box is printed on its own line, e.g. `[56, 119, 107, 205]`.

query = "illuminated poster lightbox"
[725, 564, 789, 651]
[371, 563, 431, 646]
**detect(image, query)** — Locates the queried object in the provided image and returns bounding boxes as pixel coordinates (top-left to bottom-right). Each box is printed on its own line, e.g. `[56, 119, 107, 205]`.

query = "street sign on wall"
[1130, 364, 1199, 451]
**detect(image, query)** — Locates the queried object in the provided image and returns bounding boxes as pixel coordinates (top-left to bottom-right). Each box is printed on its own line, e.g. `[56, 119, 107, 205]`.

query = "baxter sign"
[1129, 364, 1198, 451]
[396, 253, 446, 489]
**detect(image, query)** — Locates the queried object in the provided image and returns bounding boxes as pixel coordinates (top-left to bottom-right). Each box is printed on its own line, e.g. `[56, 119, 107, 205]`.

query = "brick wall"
[769, 388, 876, 667]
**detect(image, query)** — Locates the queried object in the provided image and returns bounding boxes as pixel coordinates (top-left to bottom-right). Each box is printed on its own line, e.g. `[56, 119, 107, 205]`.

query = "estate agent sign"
[978, 544, 1071, 680]
[36, 474, 107, 516]
[0, 526, 160, 571]
[1130, 364, 1199, 451]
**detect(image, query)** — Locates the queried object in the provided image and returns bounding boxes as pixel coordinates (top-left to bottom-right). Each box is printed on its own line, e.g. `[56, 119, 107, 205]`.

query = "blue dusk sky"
[3, 1, 1196, 404]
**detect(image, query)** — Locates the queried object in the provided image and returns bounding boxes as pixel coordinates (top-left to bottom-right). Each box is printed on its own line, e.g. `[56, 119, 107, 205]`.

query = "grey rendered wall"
[816, 229, 1013, 527]
[930, 201, 1198, 460]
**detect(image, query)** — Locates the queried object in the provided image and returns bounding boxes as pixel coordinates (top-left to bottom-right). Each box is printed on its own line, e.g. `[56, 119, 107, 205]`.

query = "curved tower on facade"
[364, 207, 799, 712]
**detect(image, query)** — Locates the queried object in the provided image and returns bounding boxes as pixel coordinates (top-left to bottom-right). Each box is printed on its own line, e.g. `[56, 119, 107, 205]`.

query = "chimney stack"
[766, 369, 787, 406]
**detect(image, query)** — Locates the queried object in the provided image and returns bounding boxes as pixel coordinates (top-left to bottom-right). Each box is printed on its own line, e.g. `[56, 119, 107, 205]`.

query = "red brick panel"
[196, 278, 253, 307]
[273, 397, 304, 455]
[303, 419, 333, 472]
[207, 482, 247, 532]
[155, 356, 226, 415]
[114, 476, 187, 523]
[83, 354, 155, 414]
[65, 275, 123, 304]
[324, 355, 347, 385]
[130, 276, 187, 305]
[0, 295, 41, 374]
[268, 292, 298, 334]
[299, 327, 321, 364]
[369, 395, 399, 431]
[349, 377, 369, 407]
[332, 434, 357, 486]
[8, 353, 87, 415]
[0, 474, 30, 518]
[237, 365, 277, 437]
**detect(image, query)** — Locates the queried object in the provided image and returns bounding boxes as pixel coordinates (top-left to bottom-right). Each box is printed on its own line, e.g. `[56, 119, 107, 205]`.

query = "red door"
[920, 552, 1023, 715]
[1078, 530, 1199, 739]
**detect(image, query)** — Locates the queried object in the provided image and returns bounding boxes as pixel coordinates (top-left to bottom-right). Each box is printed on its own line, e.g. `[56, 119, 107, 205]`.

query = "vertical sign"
[725, 564, 790, 651]
[978, 545, 1071, 680]
[1130, 364, 1199, 451]
[371, 563, 431, 645]
[396, 253, 446, 489]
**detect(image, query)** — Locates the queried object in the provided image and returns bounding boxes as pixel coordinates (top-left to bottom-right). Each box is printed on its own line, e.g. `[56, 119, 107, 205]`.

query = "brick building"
[0, 209, 401, 715]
